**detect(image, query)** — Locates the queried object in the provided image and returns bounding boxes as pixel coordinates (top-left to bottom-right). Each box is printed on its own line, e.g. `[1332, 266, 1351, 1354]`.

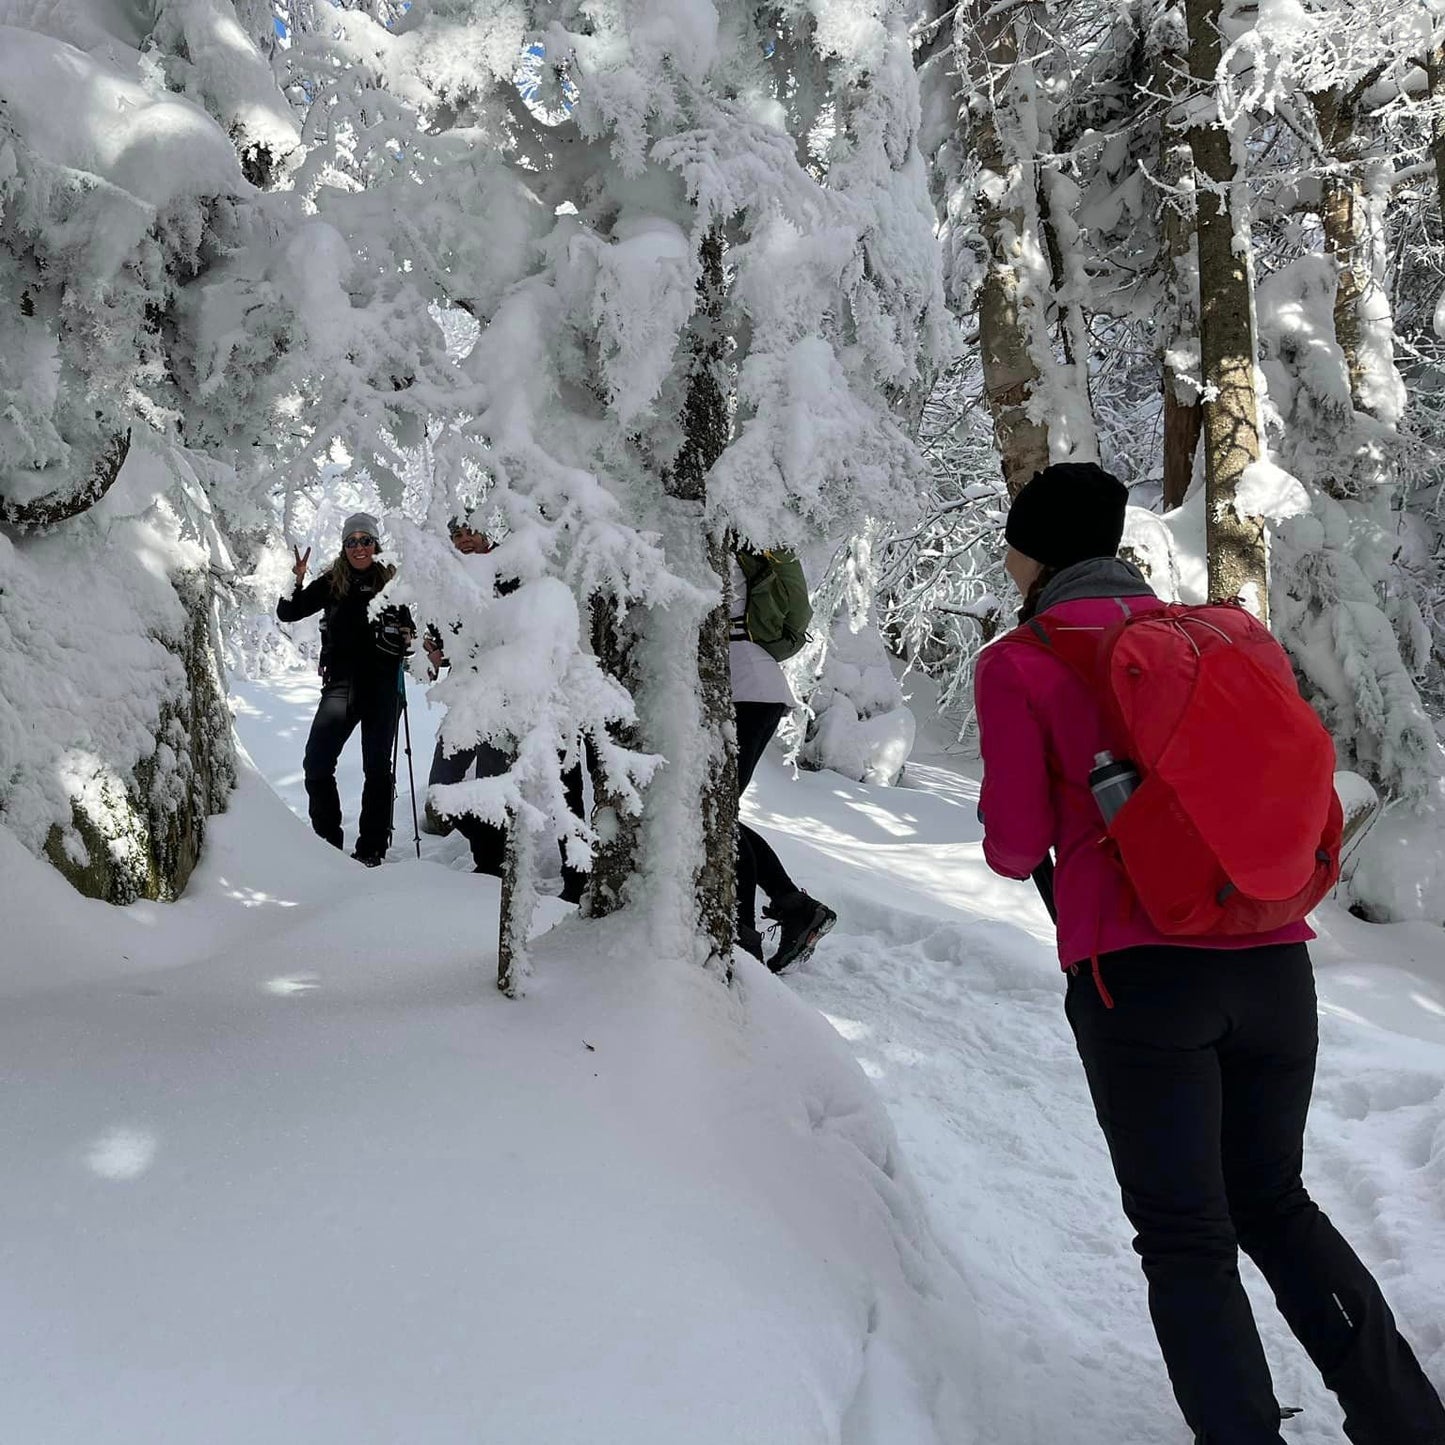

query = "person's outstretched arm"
[975, 643, 1055, 881]
[277, 574, 328, 623]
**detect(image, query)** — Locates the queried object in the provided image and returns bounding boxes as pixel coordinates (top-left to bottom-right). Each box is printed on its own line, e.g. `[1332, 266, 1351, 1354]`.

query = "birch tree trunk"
[1184, 0, 1268, 614]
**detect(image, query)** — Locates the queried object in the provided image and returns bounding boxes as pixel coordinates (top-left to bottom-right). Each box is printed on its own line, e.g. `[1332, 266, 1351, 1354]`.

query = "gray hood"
[1035, 556, 1156, 614]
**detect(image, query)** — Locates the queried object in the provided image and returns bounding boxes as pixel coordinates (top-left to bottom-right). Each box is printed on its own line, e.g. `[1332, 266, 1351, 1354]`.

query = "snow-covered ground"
[2, 669, 1442, 1443]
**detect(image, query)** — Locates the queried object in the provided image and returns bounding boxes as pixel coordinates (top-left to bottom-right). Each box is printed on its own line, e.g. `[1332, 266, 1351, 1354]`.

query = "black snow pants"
[428, 735, 511, 875]
[1065, 942, 1445, 1445]
[735, 701, 798, 930]
[302, 675, 401, 857]
[430, 735, 589, 900]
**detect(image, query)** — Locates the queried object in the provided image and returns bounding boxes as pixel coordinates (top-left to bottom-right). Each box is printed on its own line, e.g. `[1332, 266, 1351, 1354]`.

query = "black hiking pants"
[1066, 943, 1445, 1445]
[558, 757, 588, 904]
[302, 675, 400, 857]
[735, 702, 797, 930]
[428, 735, 511, 875]
[429, 734, 590, 899]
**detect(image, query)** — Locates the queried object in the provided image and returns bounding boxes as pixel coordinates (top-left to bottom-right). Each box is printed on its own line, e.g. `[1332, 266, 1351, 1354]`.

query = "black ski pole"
[400, 681, 421, 859]
[388, 669, 403, 854]
[1032, 855, 1058, 923]
[980, 803, 1058, 924]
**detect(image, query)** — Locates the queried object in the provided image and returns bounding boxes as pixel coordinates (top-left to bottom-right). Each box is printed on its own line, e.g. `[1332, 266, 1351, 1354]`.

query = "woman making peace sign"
[277, 513, 414, 866]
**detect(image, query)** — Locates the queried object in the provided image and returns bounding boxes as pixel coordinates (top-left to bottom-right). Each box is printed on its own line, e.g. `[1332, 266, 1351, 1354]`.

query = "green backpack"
[736, 547, 813, 662]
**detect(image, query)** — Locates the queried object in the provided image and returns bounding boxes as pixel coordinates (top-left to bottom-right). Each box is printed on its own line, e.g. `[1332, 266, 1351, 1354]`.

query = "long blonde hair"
[327, 552, 396, 600]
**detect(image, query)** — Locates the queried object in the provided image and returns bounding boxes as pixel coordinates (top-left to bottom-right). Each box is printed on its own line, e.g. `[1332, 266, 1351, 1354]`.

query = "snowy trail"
[1, 675, 979, 1445]
[228, 670, 1445, 1443]
[56, 667, 1433, 1445]
[753, 751, 1445, 1445]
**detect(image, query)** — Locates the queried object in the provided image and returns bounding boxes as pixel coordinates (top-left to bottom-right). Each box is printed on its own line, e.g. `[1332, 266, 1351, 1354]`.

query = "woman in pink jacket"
[975, 464, 1444, 1445]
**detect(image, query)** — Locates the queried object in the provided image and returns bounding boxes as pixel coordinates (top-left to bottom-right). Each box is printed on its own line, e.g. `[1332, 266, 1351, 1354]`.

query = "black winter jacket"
[277, 564, 413, 685]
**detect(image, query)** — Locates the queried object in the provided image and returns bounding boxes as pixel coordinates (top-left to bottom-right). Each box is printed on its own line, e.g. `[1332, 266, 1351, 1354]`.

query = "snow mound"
[1347, 776, 1445, 927]
[801, 617, 916, 786]
[0, 760, 977, 1445]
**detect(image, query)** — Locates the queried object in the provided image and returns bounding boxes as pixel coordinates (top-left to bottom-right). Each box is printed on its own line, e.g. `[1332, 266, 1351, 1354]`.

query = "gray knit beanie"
[341, 512, 382, 552]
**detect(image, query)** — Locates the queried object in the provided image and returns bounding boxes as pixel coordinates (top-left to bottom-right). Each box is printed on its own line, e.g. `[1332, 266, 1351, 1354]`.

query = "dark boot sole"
[769, 906, 836, 973]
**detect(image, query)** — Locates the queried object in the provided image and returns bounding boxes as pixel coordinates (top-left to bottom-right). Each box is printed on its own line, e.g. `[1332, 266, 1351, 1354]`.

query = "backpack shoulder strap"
[735, 547, 767, 586]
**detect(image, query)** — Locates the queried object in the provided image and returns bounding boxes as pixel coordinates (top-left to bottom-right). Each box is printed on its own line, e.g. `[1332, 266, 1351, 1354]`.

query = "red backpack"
[1009, 600, 1342, 936]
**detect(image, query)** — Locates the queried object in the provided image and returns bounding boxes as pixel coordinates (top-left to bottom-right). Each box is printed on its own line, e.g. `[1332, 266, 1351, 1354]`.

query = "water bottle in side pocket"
[1089, 751, 1139, 825]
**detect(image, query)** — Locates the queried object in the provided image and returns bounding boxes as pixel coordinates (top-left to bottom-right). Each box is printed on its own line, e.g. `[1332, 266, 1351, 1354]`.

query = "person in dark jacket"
[277, 512, 414, 867]
[975, 464, 1445, 1445]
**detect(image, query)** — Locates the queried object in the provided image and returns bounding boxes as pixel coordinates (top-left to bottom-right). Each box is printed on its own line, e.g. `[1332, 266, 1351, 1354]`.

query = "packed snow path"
[1, 669, 1439, 1444]
[232, 670, 1445, 1443]
[752, 751, 1445, 1443]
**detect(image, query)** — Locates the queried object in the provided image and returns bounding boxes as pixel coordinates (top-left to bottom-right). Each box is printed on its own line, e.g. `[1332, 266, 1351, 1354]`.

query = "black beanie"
[1004, 463, 1128, 569]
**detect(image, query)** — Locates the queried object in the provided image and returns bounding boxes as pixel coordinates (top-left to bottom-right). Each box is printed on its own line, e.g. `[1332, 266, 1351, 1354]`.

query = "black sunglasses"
[343, 534, 377, 549]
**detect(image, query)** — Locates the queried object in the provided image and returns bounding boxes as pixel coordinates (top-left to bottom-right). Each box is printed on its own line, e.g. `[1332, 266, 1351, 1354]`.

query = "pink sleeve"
[975, 642, 1055, 880]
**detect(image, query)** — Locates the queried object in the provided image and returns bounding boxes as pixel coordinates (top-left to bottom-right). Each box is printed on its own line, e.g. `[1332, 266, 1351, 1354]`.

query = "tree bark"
[1156, 7, 1202, 509]
[582, 231, 737, 967]
[0, 431, 132, 532]
[1313, 89, 1370, 415]
[587, 600, 646, 921]
[1184, 0, 1268, 614]
[1161, 376, 1204, 509]
[1313, 83, 1402, 438]
[497, 811, 537, 997]
[963, 7, 1052, 498]
[662, 231, 737, 966]
[1427, 43, 1445, 222]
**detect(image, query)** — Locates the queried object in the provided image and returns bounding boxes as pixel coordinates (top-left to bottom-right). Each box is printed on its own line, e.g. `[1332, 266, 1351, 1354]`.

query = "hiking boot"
[421, 801, 452, 837]
[736, 923, 765, 963]
[352, 849, 385, 868]
[763, 892, 836, 973]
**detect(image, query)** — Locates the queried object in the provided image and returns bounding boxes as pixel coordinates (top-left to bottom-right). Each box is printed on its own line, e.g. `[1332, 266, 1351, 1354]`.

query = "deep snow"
[1, 670, 1442, 1444]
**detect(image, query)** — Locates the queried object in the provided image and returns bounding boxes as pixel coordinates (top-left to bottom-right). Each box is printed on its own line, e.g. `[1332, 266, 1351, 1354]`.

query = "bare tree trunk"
[1155, 7, 1202, 509]
[662, 232, 736, 965]
[580, 232, 737, 967]
[1427, 42, 1445, 220]
[1184, 0, 1268, 614]
[1313, 79, 1401, 439]
[497, 813, 537, 997]
[1314, 89, 1371, 416]
[1161, 368, 1204, 510]
[587, 600, 646, 920]
[963, 7, 1052, 498]
[0, 431, 132, 531]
